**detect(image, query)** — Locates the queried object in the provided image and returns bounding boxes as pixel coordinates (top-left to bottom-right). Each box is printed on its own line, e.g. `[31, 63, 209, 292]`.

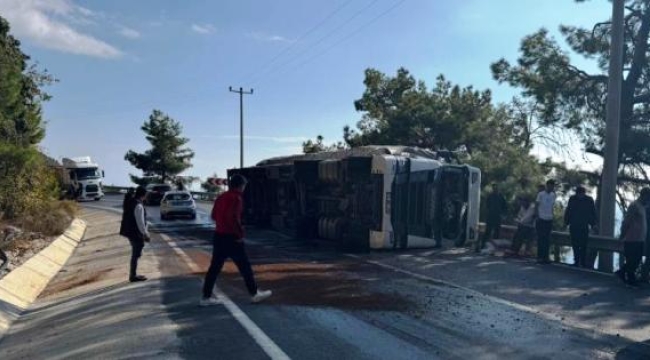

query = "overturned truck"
[228, 146, 481, 251]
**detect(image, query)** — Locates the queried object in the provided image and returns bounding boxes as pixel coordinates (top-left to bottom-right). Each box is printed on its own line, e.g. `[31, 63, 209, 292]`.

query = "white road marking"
[159, 233, 291, 360]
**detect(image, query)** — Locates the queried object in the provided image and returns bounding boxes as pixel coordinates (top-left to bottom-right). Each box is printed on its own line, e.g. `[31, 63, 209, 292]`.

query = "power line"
[247, 0, 383, 86]
[253, 0, 407, 87]
[240, 0, 355, 84]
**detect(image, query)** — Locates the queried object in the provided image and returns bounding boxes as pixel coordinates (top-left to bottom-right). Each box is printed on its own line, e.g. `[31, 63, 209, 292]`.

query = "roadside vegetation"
[0, 16, 77, 257]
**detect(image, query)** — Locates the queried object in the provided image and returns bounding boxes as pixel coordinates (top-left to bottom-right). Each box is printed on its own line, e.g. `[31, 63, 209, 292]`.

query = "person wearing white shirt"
[535, 180, 557, 264]
[507, 196, 536, 257]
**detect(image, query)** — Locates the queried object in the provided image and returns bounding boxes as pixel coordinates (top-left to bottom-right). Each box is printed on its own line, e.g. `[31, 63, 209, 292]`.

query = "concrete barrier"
[0, 218, 86, 339]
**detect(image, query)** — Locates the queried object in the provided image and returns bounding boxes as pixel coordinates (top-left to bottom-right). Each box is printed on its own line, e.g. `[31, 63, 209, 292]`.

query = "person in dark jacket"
[481, 184, 508, 248]
[564, 186, 597, 268]
[119, 186, 149, 282]
[200, 175, 272, 306]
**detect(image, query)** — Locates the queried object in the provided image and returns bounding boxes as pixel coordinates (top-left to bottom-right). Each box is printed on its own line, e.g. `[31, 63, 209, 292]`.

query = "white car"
[160, 191, 197, 220]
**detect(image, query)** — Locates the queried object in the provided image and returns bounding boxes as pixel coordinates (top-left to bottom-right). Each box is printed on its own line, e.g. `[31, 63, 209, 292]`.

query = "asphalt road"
[0, 201, 647, 359]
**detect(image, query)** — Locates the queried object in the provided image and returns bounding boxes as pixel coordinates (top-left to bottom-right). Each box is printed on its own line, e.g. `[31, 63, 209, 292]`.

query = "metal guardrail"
[482, 223, 622, 266]
[103, 186, 218, 202]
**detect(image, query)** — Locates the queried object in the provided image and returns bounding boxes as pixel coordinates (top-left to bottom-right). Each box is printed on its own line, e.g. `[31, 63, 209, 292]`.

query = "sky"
[0, 0, 614, 188]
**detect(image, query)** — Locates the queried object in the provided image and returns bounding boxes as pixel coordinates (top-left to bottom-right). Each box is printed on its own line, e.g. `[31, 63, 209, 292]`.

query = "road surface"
[0, 197, 648, 359]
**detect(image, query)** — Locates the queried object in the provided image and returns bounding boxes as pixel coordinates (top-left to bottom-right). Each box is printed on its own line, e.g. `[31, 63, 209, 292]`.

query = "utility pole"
[229, 87, 254, 168]
[598, 0, 625, 272]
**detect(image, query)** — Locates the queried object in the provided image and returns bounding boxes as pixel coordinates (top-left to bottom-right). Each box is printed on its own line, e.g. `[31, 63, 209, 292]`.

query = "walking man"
[119, 186, 149, 282]
[564, 186, 597, 268]
[535, 180, 557, 264]
[482, 184, 508, 248]
[201, 174, 272, 306]
[617, 188, 650, 287]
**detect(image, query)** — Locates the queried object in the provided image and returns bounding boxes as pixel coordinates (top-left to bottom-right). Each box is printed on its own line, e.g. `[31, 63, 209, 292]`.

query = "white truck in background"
[62, 156, 105, 201]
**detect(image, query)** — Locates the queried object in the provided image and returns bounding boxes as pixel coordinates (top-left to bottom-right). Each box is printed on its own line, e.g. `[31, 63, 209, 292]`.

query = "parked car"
[144, 184, 172, 205]
[160, 191, 197, 220]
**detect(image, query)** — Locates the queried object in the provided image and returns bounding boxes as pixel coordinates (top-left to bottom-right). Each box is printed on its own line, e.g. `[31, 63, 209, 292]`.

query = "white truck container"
[62, 156, 105, 201]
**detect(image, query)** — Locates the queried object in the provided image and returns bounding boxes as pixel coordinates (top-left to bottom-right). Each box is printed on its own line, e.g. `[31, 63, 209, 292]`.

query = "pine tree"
[125, 110, 195, 185]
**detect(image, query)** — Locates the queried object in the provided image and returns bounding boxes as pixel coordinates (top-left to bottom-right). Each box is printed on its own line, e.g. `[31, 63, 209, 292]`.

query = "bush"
[0, 142, 73, 235]
[16, 200, 77, 236]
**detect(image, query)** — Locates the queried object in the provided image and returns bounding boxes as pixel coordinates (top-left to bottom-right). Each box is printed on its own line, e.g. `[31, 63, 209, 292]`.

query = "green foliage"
[344, 68, 494, 153]
[125, 109, 195, 185]
[0, 143, 59, 220]
[0, 15, 68, 235]
[492, 1, 650, 181]
[0, 16, 55, 147]
[302, 135, 346, 154]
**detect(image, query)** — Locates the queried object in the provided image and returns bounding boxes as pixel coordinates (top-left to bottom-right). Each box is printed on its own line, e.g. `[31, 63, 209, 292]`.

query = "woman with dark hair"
[122, 187, 135, 211]
[119, 186, 150, 282]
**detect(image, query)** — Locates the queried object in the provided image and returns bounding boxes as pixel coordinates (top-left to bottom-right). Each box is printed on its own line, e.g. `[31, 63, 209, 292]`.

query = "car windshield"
[165, 193, 190, 201]
[71, 168, 101, 180]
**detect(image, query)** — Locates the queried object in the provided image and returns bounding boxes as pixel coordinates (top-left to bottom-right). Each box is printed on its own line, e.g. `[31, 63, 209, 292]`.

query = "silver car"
[160, 191, 197, 220]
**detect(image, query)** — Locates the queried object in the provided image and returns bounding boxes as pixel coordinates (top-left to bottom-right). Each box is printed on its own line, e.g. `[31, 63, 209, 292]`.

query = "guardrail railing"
[480, 223, 621, 270]
[102, 186, 218, 202]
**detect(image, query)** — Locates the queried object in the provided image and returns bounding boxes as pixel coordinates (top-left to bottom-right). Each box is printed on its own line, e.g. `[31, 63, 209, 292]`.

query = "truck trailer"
[228, 146, 481, 251]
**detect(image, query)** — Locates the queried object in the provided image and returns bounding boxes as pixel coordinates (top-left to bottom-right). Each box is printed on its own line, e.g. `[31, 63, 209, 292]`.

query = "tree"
[0, 16, 73, 234]
[0, 16, 55, 147]
[344, 68, 494, 155]
[508, 97, 573, 156]
[302, 135, 346, 154]
[125, 110, 194, 185]
[491, 0, 650, 184]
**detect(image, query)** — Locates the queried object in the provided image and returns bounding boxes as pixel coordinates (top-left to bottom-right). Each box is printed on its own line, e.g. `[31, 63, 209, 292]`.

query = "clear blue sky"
[0, 0, 612, 187]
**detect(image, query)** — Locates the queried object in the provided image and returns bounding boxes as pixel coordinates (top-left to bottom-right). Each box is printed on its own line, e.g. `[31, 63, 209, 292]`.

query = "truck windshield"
[73, 168, 101, 180]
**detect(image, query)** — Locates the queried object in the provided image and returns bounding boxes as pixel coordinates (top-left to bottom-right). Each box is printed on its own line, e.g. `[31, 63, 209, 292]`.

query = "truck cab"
[62, 157, 105, 201]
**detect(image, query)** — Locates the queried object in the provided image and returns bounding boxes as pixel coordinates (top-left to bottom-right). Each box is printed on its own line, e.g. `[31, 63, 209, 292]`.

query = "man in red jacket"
[200, 174, 272, 306]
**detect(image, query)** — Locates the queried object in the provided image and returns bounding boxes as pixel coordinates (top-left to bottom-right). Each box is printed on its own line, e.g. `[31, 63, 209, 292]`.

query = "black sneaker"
[129, 275, 147, 282]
